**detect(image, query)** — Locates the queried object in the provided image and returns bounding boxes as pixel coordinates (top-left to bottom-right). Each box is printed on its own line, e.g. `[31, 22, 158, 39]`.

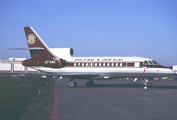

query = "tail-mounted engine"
[22, 58, 65, 68]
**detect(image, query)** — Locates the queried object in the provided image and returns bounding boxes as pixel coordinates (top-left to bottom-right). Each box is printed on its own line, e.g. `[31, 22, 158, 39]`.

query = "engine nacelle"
[49, 48, 74, 58]
[22, 58, 65, 68]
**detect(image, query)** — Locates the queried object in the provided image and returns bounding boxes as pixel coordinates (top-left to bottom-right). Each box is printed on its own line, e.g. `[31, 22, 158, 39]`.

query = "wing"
[61, 73, 100, 79]
[43, 72, 100, 79]
[15, 72, 100, 79]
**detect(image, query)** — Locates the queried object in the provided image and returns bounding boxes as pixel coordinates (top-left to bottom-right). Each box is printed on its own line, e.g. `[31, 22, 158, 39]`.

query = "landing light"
[104, 76, 110, 79]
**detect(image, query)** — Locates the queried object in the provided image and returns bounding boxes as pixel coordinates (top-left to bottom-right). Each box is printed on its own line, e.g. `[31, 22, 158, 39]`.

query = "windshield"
[143, 60, 149, 65]
[148, 61, 153, 65]
[151, 61, 159, 65]
[143, 60, 159, 65]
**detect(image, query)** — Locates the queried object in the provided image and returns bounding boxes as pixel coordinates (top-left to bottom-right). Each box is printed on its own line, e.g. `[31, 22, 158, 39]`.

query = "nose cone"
[173, 70, 177, 75]
[157, 68, 176, 77]
[167, 69, 176, 76]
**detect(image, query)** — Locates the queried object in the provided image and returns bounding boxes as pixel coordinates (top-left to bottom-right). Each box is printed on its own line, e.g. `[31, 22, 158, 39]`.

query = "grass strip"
[0, 76, 55, 120]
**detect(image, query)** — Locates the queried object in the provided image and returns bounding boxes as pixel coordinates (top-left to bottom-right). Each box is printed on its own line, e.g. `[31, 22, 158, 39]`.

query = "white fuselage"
[30, 56, 175, 80]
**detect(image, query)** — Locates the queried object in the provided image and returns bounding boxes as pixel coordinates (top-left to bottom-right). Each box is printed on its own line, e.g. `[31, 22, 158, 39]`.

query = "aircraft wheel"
[69, 81, 77, 88]
[144, 86, 148, 90]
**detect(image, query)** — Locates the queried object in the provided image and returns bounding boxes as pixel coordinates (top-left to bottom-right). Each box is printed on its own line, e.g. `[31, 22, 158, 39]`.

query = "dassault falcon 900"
[18, 27, 175, 89]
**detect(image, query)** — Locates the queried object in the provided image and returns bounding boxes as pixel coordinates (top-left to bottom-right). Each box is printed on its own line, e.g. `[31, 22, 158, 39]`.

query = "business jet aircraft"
[19, 27, 175, 89]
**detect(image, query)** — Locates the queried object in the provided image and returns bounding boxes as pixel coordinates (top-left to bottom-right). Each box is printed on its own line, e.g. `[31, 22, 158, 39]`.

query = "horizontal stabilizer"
[4, 47, 45, 50]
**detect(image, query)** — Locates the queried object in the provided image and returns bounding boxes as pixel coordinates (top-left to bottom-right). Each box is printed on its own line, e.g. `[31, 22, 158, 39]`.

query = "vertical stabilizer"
[24, 27, 56, 59]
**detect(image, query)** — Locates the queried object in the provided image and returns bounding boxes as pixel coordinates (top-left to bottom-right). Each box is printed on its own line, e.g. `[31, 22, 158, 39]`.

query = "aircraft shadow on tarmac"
[58, 79, 177, 89]
[81, 83, 177, 89]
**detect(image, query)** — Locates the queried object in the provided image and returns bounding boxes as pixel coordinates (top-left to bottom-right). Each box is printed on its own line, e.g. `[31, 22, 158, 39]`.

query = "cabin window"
[115, 63, 118, 66]
[120, 63, 122, 67]
[107, 63, 110, 66]
[90, 63, 93, 66]
[95, 63, 97, 66]
[78, 63, 80, 66]
[99, 63, 102, 66]
[103, 63, 105, 66]
[111, 63, 114, 66]
[82, 63, 84, 66]
[74, 63, 76, 66]
[86, 63, 88, 66]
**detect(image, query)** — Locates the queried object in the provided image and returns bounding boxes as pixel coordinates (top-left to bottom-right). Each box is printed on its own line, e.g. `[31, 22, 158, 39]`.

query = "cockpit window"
[152, 61, 159, 65]
[143, 60, 159, 65]
[148, 61, 153, 65]
[143, 61, 149, 65]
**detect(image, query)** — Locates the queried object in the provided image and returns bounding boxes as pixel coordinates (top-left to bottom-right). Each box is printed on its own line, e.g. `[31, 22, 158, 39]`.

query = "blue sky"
[0, 0, 176, 66]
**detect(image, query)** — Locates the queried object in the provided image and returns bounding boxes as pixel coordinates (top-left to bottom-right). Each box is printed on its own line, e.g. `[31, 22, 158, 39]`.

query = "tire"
[69, 81, 77, 88]
[144, 86, 148, 90]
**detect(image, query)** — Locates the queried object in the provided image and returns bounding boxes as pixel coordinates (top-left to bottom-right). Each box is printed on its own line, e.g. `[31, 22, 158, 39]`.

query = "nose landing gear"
[143, 78, 149, 90]
[134, 78, 149, 90]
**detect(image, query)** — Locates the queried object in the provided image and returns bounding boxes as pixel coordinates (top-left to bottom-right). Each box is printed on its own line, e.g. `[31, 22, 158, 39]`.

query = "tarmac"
[53, 78, 177, 120]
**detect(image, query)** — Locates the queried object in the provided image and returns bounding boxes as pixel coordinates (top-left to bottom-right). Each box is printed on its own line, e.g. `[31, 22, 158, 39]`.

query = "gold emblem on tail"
[27, 34, 36, 45]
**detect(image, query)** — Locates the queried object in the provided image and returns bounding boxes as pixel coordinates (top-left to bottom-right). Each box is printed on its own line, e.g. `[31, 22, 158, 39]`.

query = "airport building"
[173, 65, 177, 71]
[0, 58, 39, 74]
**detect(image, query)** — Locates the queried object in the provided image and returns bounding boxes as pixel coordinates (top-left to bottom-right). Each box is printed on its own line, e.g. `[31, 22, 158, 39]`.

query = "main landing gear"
[69, 78, 77, 88]
[86, 79, 94, 87]
[69, 79, 94, 88]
